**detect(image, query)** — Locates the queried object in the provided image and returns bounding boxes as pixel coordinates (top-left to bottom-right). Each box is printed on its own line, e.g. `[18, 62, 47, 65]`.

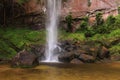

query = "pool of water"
[0, 62, 120, 80]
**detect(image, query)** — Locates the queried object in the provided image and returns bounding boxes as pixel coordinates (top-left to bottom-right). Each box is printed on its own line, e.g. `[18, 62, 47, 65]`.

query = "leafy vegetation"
[65, 13, 73, 32]
[118, 6, 120, 14]
[59, 30, 86, 41]
[1, 11, 120, 60]
[0, 27, 45, 59]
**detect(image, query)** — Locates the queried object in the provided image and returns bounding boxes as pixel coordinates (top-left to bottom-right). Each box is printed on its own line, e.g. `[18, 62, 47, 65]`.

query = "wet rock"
[11, 50, 38, 66]
[0, 59, 11, 64]
[60, 40, 73, 48]
[70, 58, 83, 64]
[65, 47, 74, 52]
[98, 58, 112, 63]
[74, 50, 87, 58]
[97, 46, 110, 59]
[79, 54, 95, 63]
[111, 55, 120, 61]
[80, 45, 92, 52]
[31, 24, 43, 30]
[53, 46, 62, 55]
[31, 45, 45, 60]
[58, 52, 74, 62]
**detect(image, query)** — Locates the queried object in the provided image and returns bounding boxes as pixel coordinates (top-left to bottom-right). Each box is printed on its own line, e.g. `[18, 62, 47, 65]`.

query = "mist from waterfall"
[44, 0, 61, 62]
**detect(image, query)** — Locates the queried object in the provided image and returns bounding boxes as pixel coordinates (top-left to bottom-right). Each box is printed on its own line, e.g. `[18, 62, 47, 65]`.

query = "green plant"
[77, 16, 89, 31]
[109, 44, 120, 55]
[65, 13, 73, 32]
[88, 0, 92, 7]
[59, 29, 86, 41]
[85, 27, 96, 37]
[118, 6, 120, 14]
[114, 14, 120, 28]
[95, 12, 104, 26]
[0, 27, 46, 60]
[106, 15, 116, 27]
[80, 21, 88, 30]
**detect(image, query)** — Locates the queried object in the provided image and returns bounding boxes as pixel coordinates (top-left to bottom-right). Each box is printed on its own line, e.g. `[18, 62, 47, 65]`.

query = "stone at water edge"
[79, 54, 95, 63]
[11, 50, 38, 67]
[111, 55, 120, 61]
[74, 50, 87, 58]
[31, 45, 45, 60]
[70, 58, 83, 64]
[58, 52, 74, 62]
[97, 46, 110, 59]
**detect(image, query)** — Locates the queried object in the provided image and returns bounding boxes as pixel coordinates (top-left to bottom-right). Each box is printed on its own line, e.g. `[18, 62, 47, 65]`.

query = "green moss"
[89, 29, 120, 40]
[65, 13, 73, 32]
[109, 43, 120, 55]
[59, 30, 86, 41]
[0, 40, 17, 59]
[0, 27, 46, 59]
[118, 6, 120, 14]
[108, 29, 120, 38]
[0, 24, 119, 60]
[95, 12, 104, 26]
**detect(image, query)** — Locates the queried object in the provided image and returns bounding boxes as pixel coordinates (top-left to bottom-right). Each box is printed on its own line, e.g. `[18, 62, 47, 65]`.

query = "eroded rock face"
[11, 50, 38, 66]
[17, 0, 119, 18]
[14, 0, 119, 27]
[62, 0, 119, 18]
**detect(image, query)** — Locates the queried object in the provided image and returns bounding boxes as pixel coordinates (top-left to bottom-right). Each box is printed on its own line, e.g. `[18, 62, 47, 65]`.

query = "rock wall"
[62, 0, 119, 18]
[15, 0, 120, 24]
[15, 0, 45, 13]
[17, 0, 120, 17]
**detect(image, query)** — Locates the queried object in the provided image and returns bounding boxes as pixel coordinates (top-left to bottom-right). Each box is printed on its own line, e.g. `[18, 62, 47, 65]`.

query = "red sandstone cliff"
[62, 0, 120, 18]
[15, 0, 120, 24]
[17, 0, 120, 18]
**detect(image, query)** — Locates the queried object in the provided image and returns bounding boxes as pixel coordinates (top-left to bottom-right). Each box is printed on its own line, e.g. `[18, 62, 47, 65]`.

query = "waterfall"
[44, 0, 61, 62]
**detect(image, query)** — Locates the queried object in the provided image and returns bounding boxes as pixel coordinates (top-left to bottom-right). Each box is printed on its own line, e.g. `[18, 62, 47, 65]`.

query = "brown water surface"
[0, 62, 120, 80]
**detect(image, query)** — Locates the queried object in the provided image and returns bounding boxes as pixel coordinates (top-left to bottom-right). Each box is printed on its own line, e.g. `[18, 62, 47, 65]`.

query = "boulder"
[70, 58, 83, 64]
[79, 54, 95, 63]
[31, 24, 44, 30]
[0, 59, 11, 64]
[58, 52, 74, 62]
[111, 55, 120, 61]
[97, 46, 110, 59]
[11, 50, 38, 66]
[74, 50, 87, 58]
[31, 45, 45, 60]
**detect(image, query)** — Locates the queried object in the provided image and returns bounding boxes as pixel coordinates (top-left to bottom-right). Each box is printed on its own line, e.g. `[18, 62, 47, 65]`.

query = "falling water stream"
[44, 0, 61, 62]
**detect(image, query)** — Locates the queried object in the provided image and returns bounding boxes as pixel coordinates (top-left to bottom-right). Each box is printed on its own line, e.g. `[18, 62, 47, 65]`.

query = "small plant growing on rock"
[80, 21, 88, 30]
[65, 12, 73, 32]
[95, 12, 104, 26]
[77, 16, 89, 31]
[118, 6, 120, 14]
[88, 0, 92, 7]
[106, 15, 116, 27]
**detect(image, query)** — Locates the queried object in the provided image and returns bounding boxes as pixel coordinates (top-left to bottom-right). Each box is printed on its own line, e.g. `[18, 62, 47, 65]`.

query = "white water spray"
[44, 0, 61, 62]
